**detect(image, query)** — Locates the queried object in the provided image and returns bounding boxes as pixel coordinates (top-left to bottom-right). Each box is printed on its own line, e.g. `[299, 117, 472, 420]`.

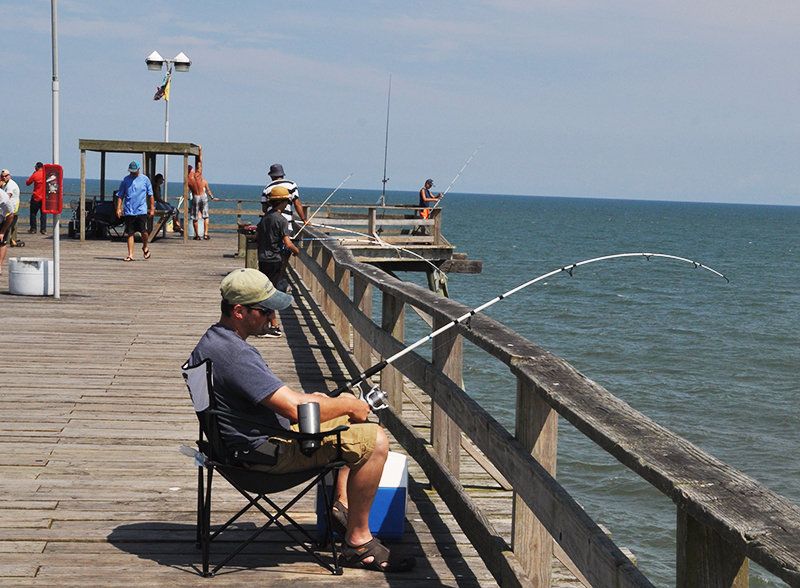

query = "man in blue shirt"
[115, 161, 154, 261]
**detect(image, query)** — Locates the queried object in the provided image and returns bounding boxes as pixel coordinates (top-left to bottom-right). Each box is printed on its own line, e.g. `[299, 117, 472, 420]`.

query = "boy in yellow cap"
[255, 186, 299, 338]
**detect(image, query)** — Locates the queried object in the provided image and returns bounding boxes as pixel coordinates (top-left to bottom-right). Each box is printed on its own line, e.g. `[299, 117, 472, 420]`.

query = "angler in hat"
[186, 268, 416, 573]
[255, 186, 299, 338]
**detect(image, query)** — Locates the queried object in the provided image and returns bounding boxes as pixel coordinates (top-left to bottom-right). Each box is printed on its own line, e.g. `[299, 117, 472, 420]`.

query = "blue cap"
[128, 161, 140, 172]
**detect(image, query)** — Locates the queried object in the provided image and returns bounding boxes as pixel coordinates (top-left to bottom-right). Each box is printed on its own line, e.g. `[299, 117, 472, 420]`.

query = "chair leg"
[319, 469, 343, 574]
[195, 465, 204, 549]
[201, 467, 214, 577]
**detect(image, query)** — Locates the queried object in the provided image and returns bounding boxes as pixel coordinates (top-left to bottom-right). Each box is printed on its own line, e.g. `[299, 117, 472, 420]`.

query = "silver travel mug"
[298, 402, 320, 455]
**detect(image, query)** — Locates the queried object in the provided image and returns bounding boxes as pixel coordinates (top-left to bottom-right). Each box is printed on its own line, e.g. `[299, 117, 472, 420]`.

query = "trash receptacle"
[9, 258, 54, 296]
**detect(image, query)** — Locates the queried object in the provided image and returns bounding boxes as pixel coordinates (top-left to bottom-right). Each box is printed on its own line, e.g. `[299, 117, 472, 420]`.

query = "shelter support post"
[80, 149, 86, 241]
[512, 379, 557, 587]
[182, 154, 189, 243]
[676, 509, 749, 588]
[99, 152, 105, 201]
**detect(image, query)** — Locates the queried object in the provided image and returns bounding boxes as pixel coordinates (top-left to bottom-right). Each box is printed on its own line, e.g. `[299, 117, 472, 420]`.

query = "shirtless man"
[189, 149, 216, 240]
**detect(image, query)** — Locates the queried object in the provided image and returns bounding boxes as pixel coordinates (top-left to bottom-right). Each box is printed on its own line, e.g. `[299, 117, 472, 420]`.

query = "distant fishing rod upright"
[431, 144, 481, 210]
[376, 75, 392, 207]
[329, 252, 729, 410]
[292, 173, 352, 240]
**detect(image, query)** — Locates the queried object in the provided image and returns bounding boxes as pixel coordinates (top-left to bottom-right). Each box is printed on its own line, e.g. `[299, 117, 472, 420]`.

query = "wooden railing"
[290, 224, 800, 588]
[50, 198, 443, 245]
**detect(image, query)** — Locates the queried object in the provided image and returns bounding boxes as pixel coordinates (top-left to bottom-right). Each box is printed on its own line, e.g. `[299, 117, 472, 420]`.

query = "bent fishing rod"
[431, 144, 481, 210]
[292, 173, 352, 239]
[329, 252, 728, 406]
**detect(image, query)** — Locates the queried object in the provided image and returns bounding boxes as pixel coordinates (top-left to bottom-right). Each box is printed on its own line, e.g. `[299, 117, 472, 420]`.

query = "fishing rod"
[329, 252, 729, 407]
[292, 173, 352, 239]
[376, 75, 392, 207]
[431, 144, 481, 210]
[314, 221, 447, 278]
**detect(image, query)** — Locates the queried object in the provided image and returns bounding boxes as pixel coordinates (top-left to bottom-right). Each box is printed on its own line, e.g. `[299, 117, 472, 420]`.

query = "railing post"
[352, 275, 373, 369]
[321, 248, 334, 321]
[431, 316, 462, 477]
[676, 509, 749, 588]
[333, 265, 350, 343]
[311, 241, 324, 307]
[512, 378, 557, 587]
[368, 207, 377, 236]
[380, 293, 405, 412]
[430, 207, 442, 244]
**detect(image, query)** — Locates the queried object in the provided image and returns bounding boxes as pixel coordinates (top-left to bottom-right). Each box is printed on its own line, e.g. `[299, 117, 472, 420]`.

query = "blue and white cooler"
[317, 451, 408, 541]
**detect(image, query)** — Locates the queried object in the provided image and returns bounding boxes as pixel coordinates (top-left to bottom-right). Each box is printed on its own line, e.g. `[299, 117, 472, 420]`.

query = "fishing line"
[313, 222, 447, 279]
[431, 144, 481, 210]
[292, 173, 352, 239]
[328, 252, 728, 403]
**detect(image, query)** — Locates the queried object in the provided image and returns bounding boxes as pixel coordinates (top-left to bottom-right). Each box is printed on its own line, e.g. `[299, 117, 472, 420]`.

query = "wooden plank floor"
[0, 230, 583, 587]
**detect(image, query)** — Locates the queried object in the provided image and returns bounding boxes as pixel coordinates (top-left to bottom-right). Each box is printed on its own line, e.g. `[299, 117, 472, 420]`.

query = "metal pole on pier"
[51, 0, 61, 299]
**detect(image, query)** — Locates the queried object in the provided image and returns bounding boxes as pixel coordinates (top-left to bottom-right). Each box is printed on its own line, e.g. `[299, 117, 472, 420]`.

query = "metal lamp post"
[145, 51, 191, 202]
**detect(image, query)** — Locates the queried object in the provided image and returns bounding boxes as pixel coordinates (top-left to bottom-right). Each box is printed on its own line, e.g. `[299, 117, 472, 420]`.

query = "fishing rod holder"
[364, 385, 389, 411]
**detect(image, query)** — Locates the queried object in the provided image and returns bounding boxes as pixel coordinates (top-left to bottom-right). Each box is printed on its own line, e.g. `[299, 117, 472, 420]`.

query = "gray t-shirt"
[189, 323, 290, 455]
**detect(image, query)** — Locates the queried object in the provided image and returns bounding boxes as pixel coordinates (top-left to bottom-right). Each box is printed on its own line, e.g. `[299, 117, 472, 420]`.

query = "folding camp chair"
[181, 358, 348, 577]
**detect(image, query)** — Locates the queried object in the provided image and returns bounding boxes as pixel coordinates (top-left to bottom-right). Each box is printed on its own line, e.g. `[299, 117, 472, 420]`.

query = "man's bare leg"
[126, 234, 135, 259]
[203, 217, 210, 238]
[343, 427, 389, 552]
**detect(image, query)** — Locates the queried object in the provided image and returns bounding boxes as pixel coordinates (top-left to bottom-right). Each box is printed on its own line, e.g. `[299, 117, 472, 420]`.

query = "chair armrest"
[207, 409, 349, 441]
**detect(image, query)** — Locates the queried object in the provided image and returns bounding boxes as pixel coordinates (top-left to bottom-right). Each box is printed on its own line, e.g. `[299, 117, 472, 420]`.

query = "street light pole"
[51, 0, 60, 299]
[146, 51, 191, 203]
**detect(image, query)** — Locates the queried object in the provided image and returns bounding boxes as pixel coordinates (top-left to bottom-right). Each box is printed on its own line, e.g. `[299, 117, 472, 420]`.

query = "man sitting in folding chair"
[187, 268, 416, 573]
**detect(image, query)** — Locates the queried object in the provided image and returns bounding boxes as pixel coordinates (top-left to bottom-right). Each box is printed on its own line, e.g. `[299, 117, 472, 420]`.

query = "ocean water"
[70, 179, 799, 586]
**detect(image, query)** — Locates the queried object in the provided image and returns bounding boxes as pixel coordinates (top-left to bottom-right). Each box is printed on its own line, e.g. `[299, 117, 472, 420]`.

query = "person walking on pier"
[25, 162, 47, 235]
[260, 163, 308, 235]
[115, 161, 154, 262]
[187, 268, 416, 573]
[256, 186, 299, 338]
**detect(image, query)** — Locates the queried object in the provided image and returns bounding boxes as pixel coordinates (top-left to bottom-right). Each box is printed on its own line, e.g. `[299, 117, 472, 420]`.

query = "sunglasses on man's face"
[245, 305, 271, 316]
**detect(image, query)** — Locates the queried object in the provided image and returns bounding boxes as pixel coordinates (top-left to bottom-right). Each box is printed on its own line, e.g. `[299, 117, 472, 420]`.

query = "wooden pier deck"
[0, 232, 581, 587]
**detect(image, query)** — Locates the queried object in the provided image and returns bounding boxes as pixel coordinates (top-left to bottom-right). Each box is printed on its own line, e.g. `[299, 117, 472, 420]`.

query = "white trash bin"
[8, 258, 54, 296]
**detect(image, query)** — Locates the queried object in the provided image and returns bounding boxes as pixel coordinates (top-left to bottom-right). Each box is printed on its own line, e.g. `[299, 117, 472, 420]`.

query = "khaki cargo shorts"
[250, 415, 378, 474]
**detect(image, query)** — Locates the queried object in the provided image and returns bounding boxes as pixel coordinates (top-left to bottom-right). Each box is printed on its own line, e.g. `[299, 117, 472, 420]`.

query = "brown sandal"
[339, 536, 415, 573]
[331, 500, 348, 537]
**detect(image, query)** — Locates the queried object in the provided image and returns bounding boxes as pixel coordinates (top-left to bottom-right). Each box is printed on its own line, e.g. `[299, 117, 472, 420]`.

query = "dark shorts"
[258, 260, 283, 286]
[124, 215, 148, 236]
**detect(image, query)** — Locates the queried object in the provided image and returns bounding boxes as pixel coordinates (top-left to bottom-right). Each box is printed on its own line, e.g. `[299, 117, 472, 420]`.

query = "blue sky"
[3, 1, 800, 205]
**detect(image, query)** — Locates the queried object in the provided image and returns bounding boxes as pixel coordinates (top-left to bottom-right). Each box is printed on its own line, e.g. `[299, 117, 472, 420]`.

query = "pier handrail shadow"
[288, 223, 800, 588]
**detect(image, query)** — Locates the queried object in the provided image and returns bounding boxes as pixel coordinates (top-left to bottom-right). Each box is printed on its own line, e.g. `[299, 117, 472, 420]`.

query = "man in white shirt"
[260, 163, 308, 235]
[0, 170, 21, 247]
[0, 187, 15, 274]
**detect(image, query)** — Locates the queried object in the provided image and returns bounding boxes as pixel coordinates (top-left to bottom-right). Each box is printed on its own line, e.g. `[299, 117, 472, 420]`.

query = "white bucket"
[9, 258, 54, 296]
